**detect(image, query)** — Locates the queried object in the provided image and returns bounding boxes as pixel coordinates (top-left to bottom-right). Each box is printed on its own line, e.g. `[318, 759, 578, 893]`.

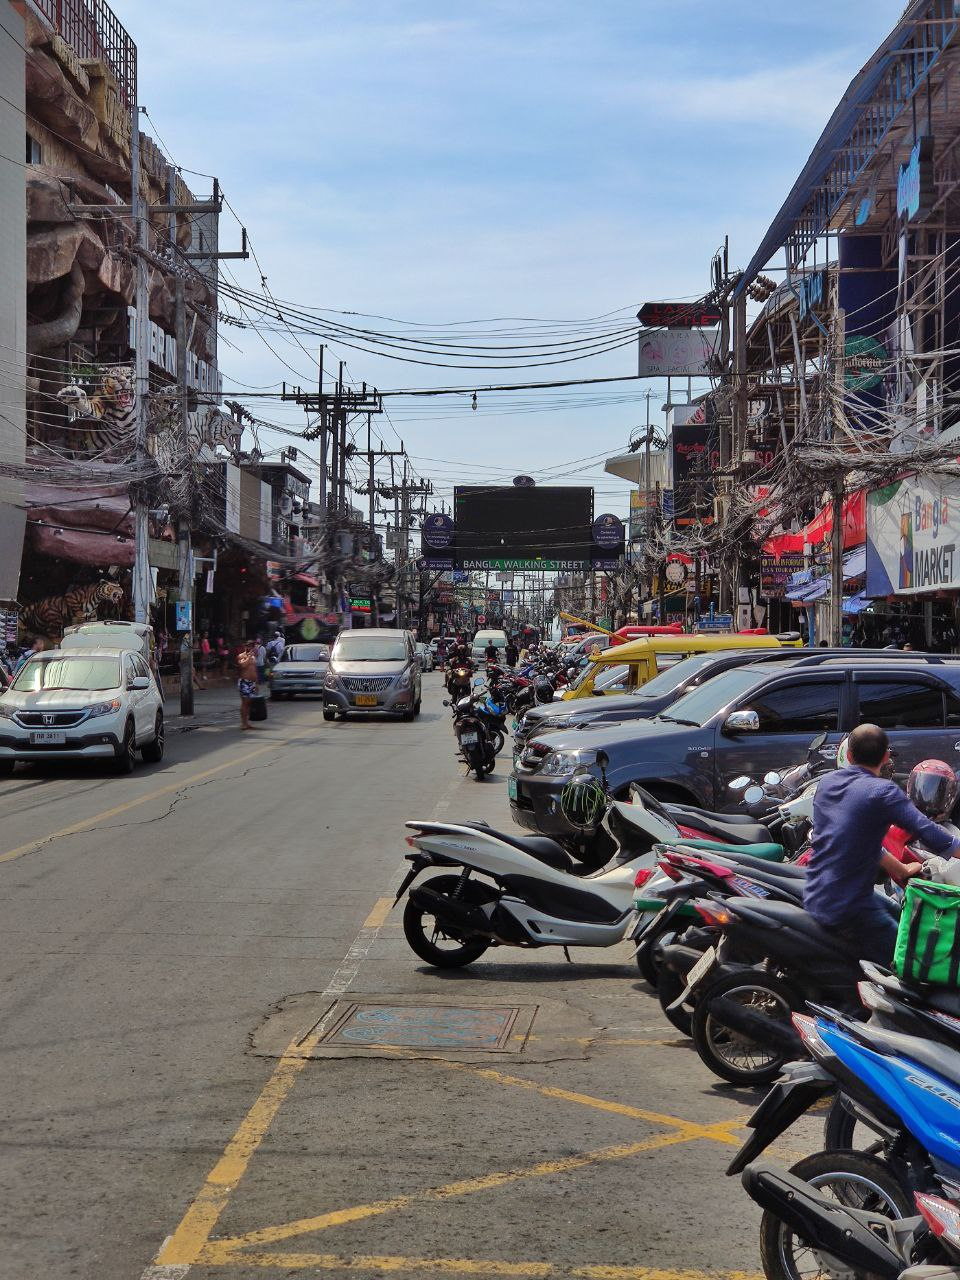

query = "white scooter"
[394, 758, 781, 969]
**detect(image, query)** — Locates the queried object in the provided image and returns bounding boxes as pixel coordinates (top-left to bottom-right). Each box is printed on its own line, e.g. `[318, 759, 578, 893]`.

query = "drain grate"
[318, 1000, 535, 1052]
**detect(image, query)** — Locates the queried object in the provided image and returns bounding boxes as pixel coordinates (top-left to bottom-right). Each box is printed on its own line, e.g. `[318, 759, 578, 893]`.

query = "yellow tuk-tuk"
[561, 633, 801, 700]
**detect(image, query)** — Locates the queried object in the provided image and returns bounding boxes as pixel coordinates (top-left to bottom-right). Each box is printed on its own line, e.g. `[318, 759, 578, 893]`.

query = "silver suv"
[323, 629, 422, 721]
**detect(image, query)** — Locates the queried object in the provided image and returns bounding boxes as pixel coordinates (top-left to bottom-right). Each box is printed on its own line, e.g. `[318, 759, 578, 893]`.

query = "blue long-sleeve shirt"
[805, 765, 960, 925]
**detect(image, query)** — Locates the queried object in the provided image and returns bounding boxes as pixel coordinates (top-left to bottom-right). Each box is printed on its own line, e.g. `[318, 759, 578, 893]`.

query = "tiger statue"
[56, 365, 136, 456]
[19, 581, 126, 640]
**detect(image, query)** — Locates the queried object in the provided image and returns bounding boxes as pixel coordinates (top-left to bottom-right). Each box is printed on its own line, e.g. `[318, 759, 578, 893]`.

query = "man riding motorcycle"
[804, 723, 960, 963]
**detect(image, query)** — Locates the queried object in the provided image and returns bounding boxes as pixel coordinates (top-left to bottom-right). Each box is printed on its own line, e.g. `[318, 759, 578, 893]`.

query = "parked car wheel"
[323, 708, 336, 722]
[141, 712, 165, 763]
[115, 719, 137, 774]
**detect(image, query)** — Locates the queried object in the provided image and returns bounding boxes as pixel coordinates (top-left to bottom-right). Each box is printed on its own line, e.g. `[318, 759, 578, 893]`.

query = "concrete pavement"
[0, 675, 819, 1279]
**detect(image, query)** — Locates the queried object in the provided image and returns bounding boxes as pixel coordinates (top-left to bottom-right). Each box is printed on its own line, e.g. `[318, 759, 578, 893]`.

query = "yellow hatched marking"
[207, 1131, 699, 1252]
[155, 1029, 322, 1266]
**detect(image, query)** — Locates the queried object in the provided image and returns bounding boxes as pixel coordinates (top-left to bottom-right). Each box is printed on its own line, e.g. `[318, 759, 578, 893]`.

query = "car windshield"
[335, 637, 407, 661]
[286, 645, 328, 662]
[655, 666, 770, 728]
[631, 650, 752, 700]
[12, 655, 121, 692]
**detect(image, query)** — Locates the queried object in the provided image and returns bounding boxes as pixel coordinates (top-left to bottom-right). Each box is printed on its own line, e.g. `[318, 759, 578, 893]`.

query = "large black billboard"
[452, 486, 606, 570]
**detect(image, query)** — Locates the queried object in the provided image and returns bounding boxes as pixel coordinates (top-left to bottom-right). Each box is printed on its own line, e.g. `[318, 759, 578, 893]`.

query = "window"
[946, 688, 960, 727]
[25, 134, 42, 164]
[12, 656, 120, 693]
[594, 664, 630, 693]
[857, 680, 944, 729]
[744, 680, 841, 733]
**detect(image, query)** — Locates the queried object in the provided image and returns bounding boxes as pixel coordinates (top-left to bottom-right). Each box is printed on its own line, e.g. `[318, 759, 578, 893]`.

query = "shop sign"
[867, 472, 960, 597]
[636, 301, 722, 328]
[844, 334, 887, 392]
[422, 512, 454, 551]
[760, 551, 806, 597]
[638, 329, 719, 377]
[798, 270, 826, 320]
[897, 136, 935, 222]
[592, 513, 625, 549]
[175, 600, 192, 632]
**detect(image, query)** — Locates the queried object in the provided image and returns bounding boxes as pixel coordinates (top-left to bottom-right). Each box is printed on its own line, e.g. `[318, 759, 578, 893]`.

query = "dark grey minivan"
[509, 654, 960, 838]
[323, 628, 422, 721]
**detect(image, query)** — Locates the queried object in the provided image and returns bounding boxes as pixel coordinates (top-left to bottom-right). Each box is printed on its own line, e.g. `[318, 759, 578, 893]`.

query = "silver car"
[323, 628, 422, 721]
[269, 643, 329, 699]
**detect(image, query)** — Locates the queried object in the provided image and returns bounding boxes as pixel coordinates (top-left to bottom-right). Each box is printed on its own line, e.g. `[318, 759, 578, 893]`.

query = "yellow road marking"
[155, 1029, 323, 1267]
[205, 1131, 703, 1252]
[0, 739, 288, 865]
[362, 896, 395, 929]
[195, 1246, 762, 1280]
[436, 1060, 746, 1145]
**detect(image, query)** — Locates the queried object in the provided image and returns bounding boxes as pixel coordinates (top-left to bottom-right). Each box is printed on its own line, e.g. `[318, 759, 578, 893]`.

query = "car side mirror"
[130, 675, 150, 690]
[723, 709, 759, 734]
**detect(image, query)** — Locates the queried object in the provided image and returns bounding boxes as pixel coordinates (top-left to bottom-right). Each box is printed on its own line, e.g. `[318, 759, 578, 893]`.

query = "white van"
[471, 628, 508, 663]
[60, 621, 159, 690]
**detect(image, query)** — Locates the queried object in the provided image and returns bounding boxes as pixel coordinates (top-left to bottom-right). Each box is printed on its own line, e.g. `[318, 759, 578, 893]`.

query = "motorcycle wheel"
[691, 969, 800, 1087]
[492, 730, 505, 755]
[472, 755, 486, 781]
[758, 1149, 911, 1280]
[402, 874, 492, 968]
[656, 967, 693, 1037]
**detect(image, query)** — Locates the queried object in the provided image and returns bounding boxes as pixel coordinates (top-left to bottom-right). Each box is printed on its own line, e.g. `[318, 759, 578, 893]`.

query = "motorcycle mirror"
[808, 731, 828, 753]
[763, 771, 782, 788]
[727, 776, 752, 793]
[442, 699, 450, 707]
[743, 785, 765, 806]
[596, 750, 609, 770]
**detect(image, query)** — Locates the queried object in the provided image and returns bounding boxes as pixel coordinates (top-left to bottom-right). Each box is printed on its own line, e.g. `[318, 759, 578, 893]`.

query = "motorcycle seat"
[667, 803, 758, 827]
[678, 812, 774, 845]
[458, 821, 579, 873]
[727, 899, 864, 958]
[712, 852, 805, 878]
[674, 839, 785, 861]
[846, 1019, 960, 1086]
[860, 963, 960, 1017]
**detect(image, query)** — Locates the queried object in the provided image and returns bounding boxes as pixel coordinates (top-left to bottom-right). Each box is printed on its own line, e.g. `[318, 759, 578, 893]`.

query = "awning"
[764, 490, 866, 557]
[842, 546, 866, 580]
[290, 572, 320, 587]
[843, 592, 871, 615]
[787, 578, 829, 603]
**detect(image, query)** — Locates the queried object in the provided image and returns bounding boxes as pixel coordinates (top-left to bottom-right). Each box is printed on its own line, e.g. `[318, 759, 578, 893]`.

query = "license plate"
[460, 731, 479, 745]
[508, 776, 518, 801]
[355, 694, 378, 706]
[667, 944, 716, 1011]
[30, 730, 66, 745]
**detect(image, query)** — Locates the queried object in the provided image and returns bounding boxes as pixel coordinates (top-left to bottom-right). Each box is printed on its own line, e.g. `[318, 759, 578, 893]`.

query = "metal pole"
[317, 345, 326, 514]
[175, 276, 194, 715]
[831, 482, 844, 647]
[130, 103, 152, 624]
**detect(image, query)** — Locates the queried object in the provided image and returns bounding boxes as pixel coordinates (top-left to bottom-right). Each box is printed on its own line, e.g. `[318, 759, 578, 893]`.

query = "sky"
[111, 0, 907, 525]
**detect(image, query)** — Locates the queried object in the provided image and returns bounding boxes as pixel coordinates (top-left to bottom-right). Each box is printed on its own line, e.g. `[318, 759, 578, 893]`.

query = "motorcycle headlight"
[396, 669, 412, 690]
[541, 750, 584, 777]
[87, 697, 122, 719]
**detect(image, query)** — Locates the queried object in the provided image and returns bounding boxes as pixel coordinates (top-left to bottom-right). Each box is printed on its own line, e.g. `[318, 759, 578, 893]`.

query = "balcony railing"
[28, 0, 136, 107]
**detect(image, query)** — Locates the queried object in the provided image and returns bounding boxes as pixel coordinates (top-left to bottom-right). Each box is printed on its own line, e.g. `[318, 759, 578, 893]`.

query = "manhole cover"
[318, 1000, 536, 1052]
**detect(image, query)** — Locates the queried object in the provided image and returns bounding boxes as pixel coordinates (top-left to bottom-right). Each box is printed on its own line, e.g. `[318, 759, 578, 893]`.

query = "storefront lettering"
[913, 543, 956, 589]
[915, 494, 950, 537]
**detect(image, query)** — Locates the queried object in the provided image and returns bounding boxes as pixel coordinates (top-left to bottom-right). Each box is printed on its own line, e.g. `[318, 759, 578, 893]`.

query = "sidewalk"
[162, 684, 243, 734]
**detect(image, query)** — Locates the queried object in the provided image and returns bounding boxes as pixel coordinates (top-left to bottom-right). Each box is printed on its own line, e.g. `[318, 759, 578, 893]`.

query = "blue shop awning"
[842, 546, 866, 581]
[843, 592, 871, 615]
[787, 578, 830, 602]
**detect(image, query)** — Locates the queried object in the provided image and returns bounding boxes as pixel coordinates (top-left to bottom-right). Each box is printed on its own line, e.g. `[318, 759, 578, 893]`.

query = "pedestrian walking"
[217, 634, 229, 677]
[237, 643, 259, 730]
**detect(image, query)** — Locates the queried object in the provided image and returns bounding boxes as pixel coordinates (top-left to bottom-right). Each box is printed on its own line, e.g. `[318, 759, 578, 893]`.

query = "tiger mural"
[56, 365, 136, 456]
[19, 581, 126, 640]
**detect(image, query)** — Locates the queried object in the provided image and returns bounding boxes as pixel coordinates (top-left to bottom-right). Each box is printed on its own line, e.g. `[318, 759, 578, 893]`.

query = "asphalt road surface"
[0, 674, 819, 1280]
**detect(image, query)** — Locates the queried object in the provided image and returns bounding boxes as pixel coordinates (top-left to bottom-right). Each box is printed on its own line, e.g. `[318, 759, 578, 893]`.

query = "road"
[0, 674, 818, 1280]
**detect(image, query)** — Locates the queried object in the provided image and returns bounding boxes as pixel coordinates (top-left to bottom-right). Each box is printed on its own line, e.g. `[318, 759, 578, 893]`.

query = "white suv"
[0, 647, 164, 775]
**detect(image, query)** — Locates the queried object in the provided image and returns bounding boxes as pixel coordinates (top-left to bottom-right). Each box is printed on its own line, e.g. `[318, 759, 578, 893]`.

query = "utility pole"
[130, 104, 152, 626]
[175, 277, 194, 715]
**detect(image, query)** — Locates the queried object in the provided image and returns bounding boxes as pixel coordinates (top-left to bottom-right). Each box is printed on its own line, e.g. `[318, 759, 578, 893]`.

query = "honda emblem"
[43, 714, 55, 725]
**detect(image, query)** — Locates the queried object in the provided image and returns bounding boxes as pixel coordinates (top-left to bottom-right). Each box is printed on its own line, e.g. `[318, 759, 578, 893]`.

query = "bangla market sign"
[866, 473, 959, 597]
